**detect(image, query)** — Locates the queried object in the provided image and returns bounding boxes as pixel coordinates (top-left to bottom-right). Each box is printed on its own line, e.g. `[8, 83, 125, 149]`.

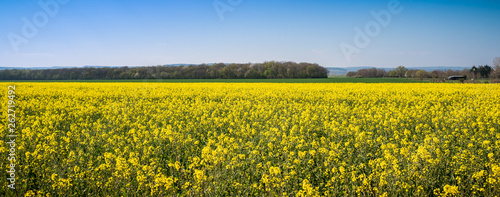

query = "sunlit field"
[1, 83, 499, 196]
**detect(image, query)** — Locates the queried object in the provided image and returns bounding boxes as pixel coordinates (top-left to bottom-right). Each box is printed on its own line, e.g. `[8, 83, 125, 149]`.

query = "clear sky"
[1, 0, 499, 68]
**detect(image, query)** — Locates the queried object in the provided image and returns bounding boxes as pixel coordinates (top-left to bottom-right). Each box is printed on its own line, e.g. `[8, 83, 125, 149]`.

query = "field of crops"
[1, 83, 499, 196]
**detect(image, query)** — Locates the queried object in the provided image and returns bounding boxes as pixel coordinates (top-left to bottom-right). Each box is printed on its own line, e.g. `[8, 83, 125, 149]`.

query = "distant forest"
[0, 62, 328, 80]
[346, 65, 500, 81]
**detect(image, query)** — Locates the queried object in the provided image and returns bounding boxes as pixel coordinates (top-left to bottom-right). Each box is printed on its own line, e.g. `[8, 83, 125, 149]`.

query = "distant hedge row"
[346, 65, 499, 80]
[0, 62, 328, 80]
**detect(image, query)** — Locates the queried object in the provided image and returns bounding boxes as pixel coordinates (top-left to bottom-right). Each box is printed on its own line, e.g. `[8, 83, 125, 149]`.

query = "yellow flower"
[194, 170, 205, 183]
[442, 185, 459, 196]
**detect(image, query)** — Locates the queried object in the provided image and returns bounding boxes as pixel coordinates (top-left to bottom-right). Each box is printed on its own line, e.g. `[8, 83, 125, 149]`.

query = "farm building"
[448, 76, 467, 80]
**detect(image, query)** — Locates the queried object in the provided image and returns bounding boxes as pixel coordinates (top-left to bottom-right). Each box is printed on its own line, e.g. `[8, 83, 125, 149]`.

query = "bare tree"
[494, 57, 500, 69]
[415, 70, 429, 80]
[376, 69, 388, 77]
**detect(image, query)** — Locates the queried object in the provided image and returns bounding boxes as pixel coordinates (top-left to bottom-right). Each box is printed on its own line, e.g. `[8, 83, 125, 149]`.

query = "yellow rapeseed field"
[1, 83, 499, 196]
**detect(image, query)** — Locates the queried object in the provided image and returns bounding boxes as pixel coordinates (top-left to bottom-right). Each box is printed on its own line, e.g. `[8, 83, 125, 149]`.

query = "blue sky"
[0, 0, 499, 68]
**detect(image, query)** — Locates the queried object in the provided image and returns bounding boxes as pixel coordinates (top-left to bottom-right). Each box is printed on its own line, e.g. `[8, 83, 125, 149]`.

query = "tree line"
[347, 60, 500, 81]
[0, 61, 328, 80]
